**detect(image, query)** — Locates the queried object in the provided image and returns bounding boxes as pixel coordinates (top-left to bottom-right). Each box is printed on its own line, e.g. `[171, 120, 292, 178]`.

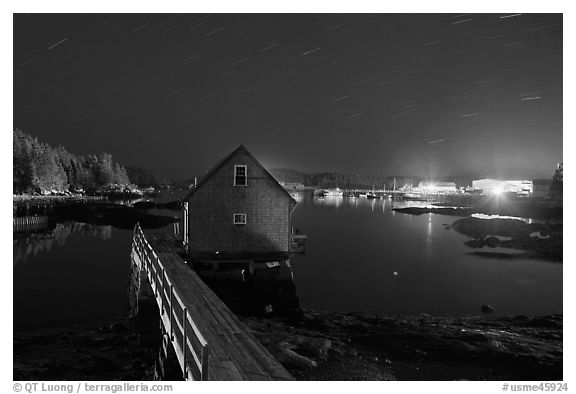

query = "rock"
[452, 217, 530, 239]
[346, 347, 358, 357]
[530, 316, 562, 329]
[464, 238, 486, 248]
[513, 315, 530, 322]
[481, 304, 495, 314]
[299, 338, 332, 359]
[275, 343, 318, 369]
[484, 236, 501, 248]
[108, 322, 126, 332]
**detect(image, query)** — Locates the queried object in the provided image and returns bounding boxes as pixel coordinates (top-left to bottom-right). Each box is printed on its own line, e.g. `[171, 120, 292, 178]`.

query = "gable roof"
[183, 145, 297, 205]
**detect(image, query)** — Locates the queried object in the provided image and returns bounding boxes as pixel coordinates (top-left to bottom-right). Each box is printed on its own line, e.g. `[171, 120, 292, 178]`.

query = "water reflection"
[13, 223, 132, 329]
[310, 193, 438, 212]
[313, 195, 344, 209]
[13, 222, 112, 266]
[290, 192, 562, 316]
[13, 187, 563, 330]
[192, 260, 301, 318]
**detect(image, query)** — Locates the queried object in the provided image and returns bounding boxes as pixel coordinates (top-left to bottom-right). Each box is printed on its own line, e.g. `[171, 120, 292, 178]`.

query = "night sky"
[13, 13, 562, 180]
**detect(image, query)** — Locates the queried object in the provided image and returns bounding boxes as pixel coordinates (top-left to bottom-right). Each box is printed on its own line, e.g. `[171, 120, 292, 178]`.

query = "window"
[234, 165, 247, 186]
[233, 213, 247, 225]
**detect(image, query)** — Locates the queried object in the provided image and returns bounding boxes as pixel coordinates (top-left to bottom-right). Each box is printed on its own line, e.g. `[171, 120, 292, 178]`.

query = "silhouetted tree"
[13, 129, 134, 193]
[125, 165, 169, 187]
[550, 163, 563, 199]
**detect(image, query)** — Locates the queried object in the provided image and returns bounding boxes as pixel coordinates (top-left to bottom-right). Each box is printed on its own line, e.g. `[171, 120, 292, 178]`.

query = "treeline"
[304, 172, 413, 189]
[549, 163, 563, 199]
[270, 168, 420, 189]
[125, 166, 170, 188]
[272, 167, 563, 193]
[13, 129, 131, 194]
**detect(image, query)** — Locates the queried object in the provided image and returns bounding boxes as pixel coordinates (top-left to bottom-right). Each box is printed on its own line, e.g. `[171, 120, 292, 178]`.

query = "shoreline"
[12, 193, 149, 203]
[14, 309, 562, 381]
[13, 195, 179, 231]
[14, 318, 159, 381]
[393, 198, 563, 221]
[242, 310, 562, 381]
[13, 194, 107, 204]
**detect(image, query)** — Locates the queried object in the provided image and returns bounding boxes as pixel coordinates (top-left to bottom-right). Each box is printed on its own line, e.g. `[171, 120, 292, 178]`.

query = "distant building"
[417, 181, 457, 193]
[472, 179, 533, 196]
[182, 145, 304, 263]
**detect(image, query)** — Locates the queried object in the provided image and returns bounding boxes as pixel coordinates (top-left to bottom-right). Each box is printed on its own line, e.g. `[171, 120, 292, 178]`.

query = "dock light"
[493, 186, 504, 195]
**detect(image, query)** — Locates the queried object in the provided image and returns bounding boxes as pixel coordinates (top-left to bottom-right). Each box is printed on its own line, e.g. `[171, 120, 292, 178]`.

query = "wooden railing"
[132, 224, 210, 380]
[13, 215, 49, 232]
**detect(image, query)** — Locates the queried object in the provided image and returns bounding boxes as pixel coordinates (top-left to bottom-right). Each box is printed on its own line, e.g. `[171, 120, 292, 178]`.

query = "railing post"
[169, 284, 174, 340]
[200, 346, 209, 381]
[161, 268, 166, 314]
[182, 307, 188, 380]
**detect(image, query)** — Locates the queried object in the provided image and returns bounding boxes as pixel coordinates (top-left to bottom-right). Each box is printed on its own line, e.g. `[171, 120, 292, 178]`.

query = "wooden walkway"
[131, 224, 293, 381]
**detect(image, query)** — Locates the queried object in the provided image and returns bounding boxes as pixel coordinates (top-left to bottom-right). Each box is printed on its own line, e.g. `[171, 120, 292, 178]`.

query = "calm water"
[13, 191, 562, 329]
[290, 194, 562, 316]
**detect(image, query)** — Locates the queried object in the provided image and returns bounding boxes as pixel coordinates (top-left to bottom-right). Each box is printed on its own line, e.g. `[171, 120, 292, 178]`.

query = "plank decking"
[131, 224, 293, 381]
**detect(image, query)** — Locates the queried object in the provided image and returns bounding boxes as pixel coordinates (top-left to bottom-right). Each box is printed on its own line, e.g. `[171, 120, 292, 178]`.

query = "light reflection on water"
[290, 192, 562, 317]
[13, 222, 113, 266]
[13, 190, 562, 330]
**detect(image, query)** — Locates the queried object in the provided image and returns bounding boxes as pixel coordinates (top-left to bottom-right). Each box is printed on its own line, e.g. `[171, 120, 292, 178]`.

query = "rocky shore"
[13, 319, 160, 381]
[392, 198, 562, 262]
[14, 310, 562, 381]
[393, 197, 562, 221]
[241, 310, 562, 381]
[13, 199, 179, 231]
[451, 217, 562, 262]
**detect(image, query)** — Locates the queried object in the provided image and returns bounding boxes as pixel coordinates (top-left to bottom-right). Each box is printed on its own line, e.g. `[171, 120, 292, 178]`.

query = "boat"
[366, 192, 379, 199]
[324, 188, 344, 196]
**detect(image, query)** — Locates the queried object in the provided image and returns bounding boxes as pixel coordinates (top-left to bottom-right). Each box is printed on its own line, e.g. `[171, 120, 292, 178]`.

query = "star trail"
[13, 13, 562, 180]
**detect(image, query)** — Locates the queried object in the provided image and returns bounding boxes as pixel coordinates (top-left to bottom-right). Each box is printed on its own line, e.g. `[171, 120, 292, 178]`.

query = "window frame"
[233, 213, 247, 225]
[234, 165, 247, 186]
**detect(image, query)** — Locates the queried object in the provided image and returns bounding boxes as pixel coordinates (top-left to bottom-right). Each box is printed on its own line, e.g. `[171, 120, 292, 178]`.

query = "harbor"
[12, 12, 563, 385]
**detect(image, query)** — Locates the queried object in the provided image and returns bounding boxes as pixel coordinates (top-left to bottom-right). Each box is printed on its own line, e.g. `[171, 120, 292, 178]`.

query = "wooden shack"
[182, 145, 304, 265]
